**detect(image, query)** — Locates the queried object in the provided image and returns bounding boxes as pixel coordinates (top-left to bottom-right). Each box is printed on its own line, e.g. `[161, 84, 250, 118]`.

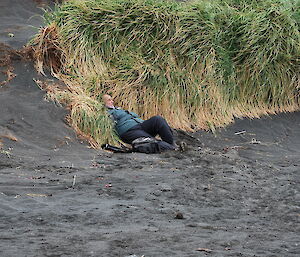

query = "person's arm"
[127, 111, 140, 118]
[109, 108, 129, 121]
[107, 109, 118, 125]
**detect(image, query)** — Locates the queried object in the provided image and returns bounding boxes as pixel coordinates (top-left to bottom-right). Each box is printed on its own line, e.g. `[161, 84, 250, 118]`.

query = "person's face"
[103, 94, 114, 108]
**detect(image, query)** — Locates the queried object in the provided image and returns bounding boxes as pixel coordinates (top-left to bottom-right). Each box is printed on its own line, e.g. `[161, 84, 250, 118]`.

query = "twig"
[72, 175, 77, 187]
[234, 130, 246, 135]
[196, 248, 212, 253]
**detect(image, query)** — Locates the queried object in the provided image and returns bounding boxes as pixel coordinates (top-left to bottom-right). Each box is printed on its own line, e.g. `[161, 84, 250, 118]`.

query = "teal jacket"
[107, 107, 143, 136]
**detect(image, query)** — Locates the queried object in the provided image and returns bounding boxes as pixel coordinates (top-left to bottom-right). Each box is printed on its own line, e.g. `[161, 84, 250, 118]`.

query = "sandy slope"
[0, 1, 299, 257]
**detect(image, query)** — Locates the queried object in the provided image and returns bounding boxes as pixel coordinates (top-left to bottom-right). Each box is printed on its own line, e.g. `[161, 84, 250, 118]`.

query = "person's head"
[102, 94, 114, 108]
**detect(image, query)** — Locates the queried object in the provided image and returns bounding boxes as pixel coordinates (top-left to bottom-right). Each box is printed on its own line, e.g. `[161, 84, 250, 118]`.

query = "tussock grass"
[31, 0, 300, 147]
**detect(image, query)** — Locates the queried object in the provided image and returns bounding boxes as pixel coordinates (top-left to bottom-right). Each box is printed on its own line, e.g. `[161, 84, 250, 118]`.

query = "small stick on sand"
[72, 175, 77, 187]
[234, 130, 246, 135]
[196, 248, 212, 253]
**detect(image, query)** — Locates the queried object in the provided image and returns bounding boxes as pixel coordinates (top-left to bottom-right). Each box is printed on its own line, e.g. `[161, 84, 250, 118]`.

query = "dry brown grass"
[32, 24, 65, 76]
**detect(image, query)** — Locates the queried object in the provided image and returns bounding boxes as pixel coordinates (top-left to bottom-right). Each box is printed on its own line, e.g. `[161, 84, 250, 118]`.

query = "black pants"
[120, 116, 175, 150]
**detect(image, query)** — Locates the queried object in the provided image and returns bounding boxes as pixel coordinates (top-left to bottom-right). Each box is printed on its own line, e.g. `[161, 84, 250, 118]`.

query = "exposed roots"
[0, 43, 17, 86]
[0, 43, 38, 87]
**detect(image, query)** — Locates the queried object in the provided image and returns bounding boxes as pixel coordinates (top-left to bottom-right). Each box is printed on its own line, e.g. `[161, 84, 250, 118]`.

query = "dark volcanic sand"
[0, 1, 299, 256]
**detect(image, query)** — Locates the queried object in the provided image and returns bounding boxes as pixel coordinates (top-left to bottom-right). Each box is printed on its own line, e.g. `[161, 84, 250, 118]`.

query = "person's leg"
[120, 124, 154, 144]
[157, 141, 176, 151]
[141, 116, 174, 145]
[121, 123, 176, 151]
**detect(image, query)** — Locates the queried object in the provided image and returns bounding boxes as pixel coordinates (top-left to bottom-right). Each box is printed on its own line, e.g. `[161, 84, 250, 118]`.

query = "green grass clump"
[31, 0, 300, 147]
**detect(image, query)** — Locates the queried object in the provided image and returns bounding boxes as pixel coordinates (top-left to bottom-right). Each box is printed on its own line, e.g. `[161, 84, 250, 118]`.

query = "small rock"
[152, 190, 161, 196]
[160, 184, 171, 192]
[175, 212, 184, 219]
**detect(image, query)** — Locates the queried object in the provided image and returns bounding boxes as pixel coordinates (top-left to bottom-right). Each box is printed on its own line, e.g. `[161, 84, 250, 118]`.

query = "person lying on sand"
[102, 94, 176, 151]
